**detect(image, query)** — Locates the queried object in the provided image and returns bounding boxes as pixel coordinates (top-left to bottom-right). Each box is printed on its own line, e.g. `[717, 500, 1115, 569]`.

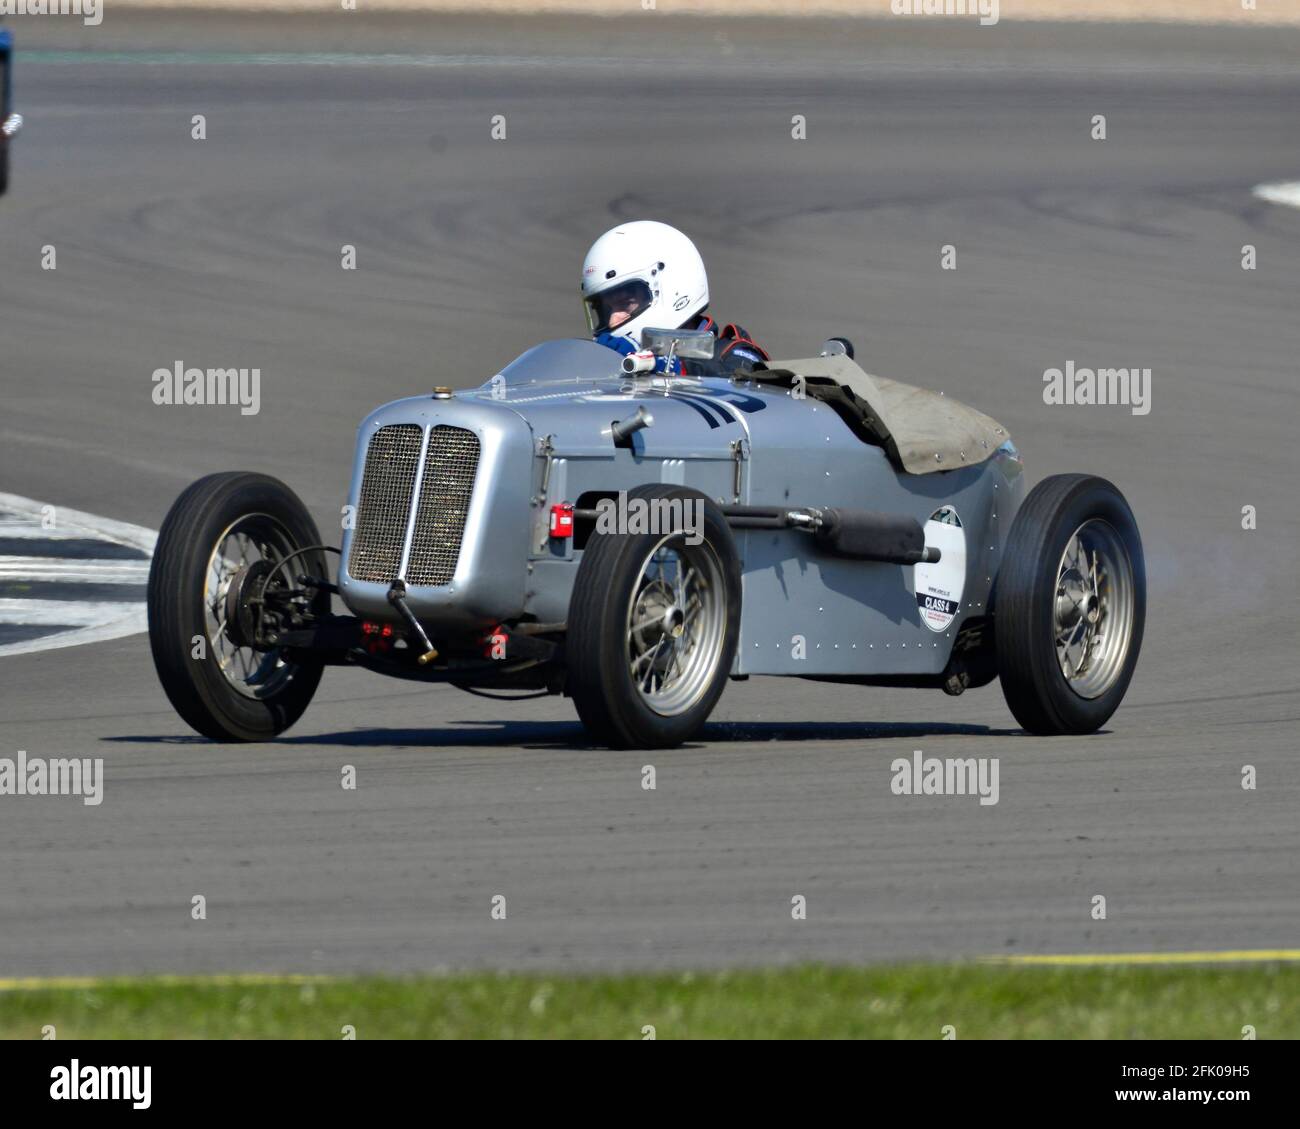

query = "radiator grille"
[347, 424, 423, 583]
[406, 426, 481, 587]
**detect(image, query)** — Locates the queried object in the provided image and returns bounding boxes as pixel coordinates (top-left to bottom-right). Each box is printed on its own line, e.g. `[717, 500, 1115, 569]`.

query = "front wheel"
[566, 485, 741, 749]
[147, 472, 329, 742]
[995, 474, 1145, 735]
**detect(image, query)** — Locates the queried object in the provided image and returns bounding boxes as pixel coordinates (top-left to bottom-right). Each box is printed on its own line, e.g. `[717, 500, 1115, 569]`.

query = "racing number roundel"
[915, 505, 966, 632]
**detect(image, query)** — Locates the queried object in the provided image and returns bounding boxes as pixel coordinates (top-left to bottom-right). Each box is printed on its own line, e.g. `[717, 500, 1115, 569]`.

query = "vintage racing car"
[147, 329, 1146, 748]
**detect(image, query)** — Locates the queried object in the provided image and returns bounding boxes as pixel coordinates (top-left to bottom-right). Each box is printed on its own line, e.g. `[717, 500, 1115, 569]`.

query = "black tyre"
[147, 472, 329, 742]
[996, 474, 1145, 735]
[567, 484, 741, 749]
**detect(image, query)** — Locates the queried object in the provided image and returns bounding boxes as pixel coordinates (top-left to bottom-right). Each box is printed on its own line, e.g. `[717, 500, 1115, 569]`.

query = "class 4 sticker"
[915, 505, 966, 633]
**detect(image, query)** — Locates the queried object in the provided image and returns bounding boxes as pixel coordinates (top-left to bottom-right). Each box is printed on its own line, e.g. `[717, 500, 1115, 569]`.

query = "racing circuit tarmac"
[1, 13, 1299, 977]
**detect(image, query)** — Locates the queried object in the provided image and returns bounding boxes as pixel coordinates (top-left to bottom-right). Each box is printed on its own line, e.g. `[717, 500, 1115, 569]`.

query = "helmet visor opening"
[585, 279, 653, 336]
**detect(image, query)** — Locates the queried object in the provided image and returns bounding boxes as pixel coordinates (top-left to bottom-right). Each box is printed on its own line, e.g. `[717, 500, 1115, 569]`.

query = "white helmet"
[581, 221, 709, 345]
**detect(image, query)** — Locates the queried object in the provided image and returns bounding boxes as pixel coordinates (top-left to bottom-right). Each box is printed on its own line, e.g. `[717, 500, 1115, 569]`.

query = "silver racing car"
[147, 329, 1146, 748]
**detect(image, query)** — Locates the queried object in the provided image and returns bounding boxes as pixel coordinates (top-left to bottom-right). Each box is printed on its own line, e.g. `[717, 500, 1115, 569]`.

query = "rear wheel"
[147, 472, 329, 742]
[567, 485, 741, 749]
[995, 474, 1145, 734]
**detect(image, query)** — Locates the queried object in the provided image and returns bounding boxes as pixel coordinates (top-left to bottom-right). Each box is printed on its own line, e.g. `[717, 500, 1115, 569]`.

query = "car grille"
[348, 424, 424, 583]
[406, 426, 481, 586]
[347, 423, 480, 586]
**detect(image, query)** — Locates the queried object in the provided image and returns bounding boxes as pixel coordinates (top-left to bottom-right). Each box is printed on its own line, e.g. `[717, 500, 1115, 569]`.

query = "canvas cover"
[756, 355, 1011, 476]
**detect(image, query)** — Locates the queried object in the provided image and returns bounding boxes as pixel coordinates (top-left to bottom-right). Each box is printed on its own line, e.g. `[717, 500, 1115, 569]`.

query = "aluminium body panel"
[337, 395, 535, 630]
[337, 340, 1026, 676]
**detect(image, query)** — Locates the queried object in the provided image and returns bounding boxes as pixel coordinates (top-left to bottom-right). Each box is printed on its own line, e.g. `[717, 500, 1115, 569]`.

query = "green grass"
[2, 963, 1296, 1039]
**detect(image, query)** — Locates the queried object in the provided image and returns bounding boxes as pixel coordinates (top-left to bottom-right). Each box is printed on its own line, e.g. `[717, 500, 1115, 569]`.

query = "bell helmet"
[581, 221, 709, 345]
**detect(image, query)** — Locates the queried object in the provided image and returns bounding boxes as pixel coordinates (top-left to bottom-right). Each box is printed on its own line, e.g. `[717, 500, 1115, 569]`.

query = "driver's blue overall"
[594, 315, 769, 375]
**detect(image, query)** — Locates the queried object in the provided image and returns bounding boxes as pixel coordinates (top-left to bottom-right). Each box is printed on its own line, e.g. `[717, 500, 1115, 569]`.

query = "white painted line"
[0, 494, 158, 658]
[0, 520, 115, 540]
[0, 493, 157, 554]
[0, 557, 152, 584]
[0, 599, 144, 626]
[0, 610, 149, 658]
[1252, 181, 1300, 210]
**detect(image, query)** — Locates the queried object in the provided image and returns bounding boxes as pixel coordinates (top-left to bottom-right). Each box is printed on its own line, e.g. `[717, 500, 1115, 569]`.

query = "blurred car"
[0, 25, 21, 194]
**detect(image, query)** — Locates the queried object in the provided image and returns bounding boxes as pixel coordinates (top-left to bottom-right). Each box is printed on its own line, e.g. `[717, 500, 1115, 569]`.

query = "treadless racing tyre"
[567, 484, 741, 749]
[995, 474, 1145, 735]
[147, 472, 328, 742]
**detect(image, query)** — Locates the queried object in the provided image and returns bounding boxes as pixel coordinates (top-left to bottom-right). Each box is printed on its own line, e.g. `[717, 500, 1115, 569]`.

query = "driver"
[581, 220, 769, 374]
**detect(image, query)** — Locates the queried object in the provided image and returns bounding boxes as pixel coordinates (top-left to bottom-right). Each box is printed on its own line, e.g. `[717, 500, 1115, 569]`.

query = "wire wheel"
[148, 472, 327, 742]
[566, 484, 741, 749]
[626, 536, 728, 717]
[203, 514, 299, 700]
[1052, 518, 1136, 700]
[995, 473, 1146, 735]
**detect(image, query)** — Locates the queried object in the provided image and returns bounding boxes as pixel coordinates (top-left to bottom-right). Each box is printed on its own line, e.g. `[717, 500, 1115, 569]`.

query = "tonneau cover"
[757, 355, 1010, 476]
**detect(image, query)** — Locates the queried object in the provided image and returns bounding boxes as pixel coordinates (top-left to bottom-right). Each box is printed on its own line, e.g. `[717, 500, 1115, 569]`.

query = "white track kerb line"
[1252, 181, 1300, 209]
[0, 493, 158, 659]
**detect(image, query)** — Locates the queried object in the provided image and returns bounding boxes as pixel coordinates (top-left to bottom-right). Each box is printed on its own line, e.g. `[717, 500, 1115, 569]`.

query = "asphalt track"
[1, 13, 1299, 977]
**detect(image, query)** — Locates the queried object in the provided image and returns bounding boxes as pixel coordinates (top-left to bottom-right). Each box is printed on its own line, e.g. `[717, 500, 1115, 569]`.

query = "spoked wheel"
[567, 484, 741, 748]
[996, 474, 1145, 735]
[203, 514, 303, 701]
[626, 536, 729, 715]
[148, 472, 330, 742]
[1052, 518, 1136, 700]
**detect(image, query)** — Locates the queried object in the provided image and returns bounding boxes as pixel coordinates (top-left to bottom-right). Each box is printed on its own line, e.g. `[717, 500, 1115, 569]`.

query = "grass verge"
[1, 962, 1296, 1039]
